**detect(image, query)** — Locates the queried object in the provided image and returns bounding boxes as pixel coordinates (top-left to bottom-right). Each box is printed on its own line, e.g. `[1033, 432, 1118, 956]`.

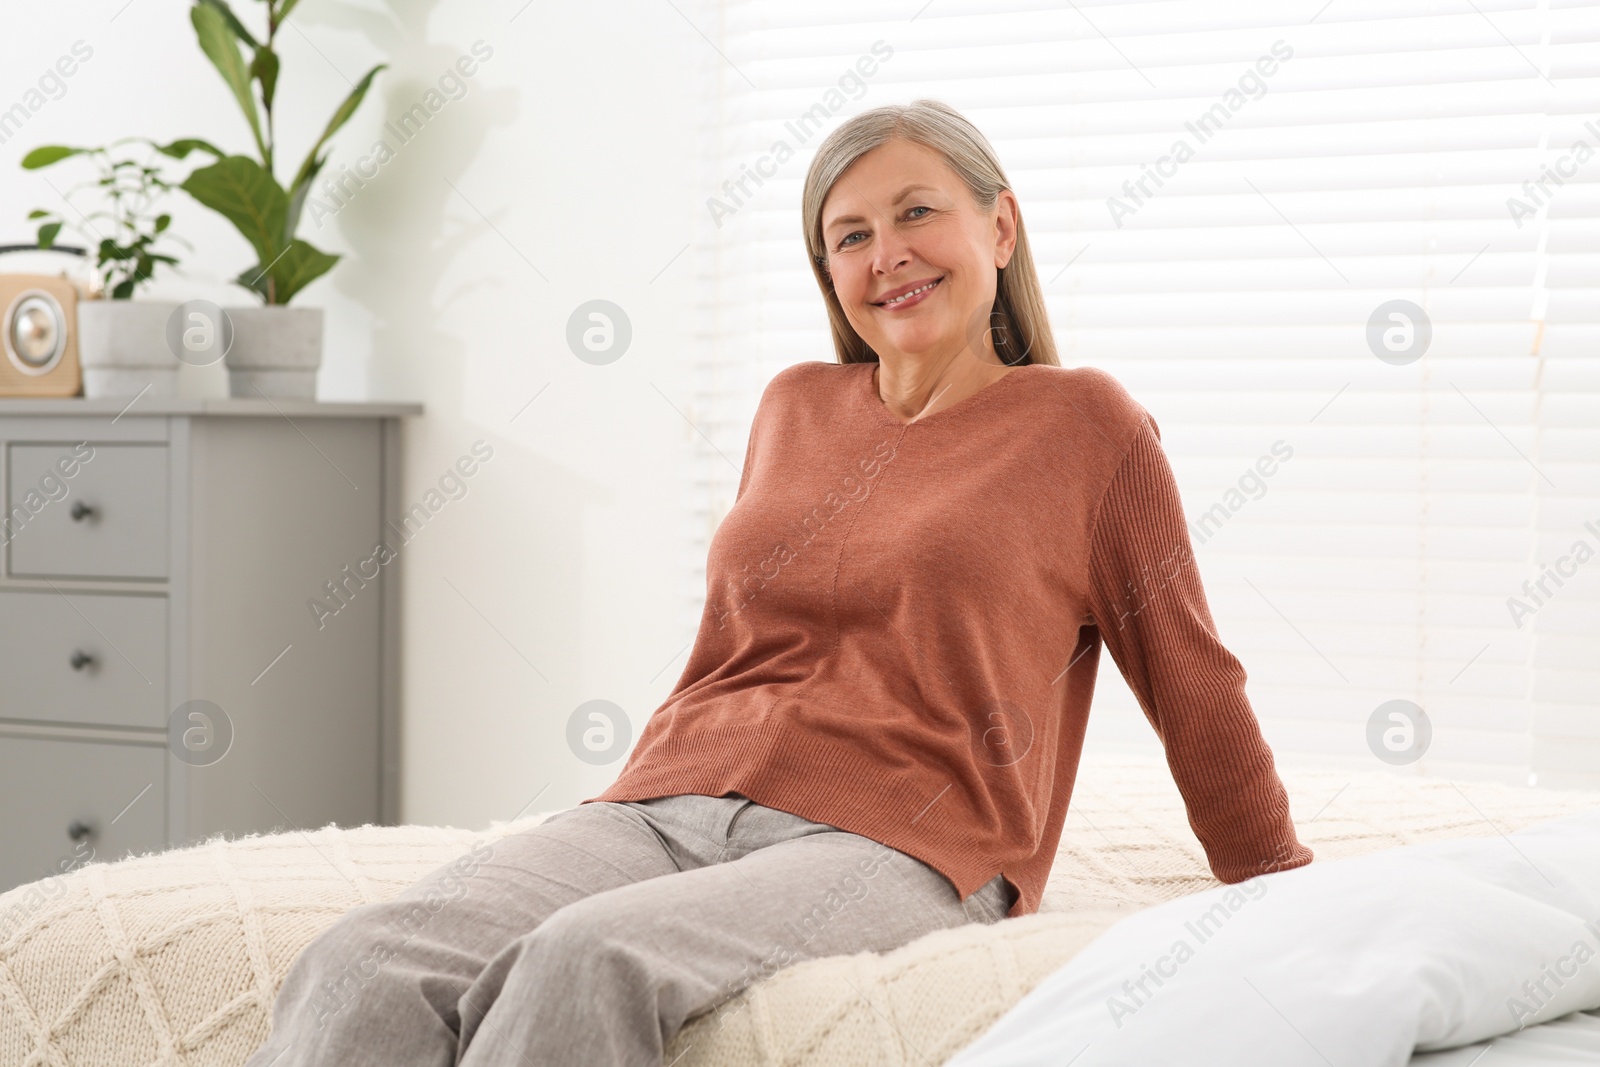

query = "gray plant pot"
[76, 299, 182, 399]
[221, 305, 323, 399]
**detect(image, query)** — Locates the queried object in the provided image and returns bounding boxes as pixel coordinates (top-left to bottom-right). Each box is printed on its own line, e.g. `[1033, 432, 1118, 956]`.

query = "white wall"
[1, 0, 711, 828]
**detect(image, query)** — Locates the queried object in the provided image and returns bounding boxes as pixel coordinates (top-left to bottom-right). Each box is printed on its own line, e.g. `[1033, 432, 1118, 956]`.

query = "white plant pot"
[76, 299, 182, 399]
[222, 306, 323, 400]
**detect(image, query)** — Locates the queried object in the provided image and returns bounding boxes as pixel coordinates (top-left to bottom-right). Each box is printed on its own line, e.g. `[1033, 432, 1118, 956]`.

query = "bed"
[1, 751, 1596, 1066]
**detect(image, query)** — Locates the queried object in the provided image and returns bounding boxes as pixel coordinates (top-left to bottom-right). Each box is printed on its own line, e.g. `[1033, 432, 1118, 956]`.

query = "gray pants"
[246, 791, 1014, 1066]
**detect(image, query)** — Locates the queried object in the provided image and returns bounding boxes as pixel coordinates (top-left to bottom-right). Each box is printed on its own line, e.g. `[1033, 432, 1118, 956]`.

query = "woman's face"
[819, 138, 1018, 363]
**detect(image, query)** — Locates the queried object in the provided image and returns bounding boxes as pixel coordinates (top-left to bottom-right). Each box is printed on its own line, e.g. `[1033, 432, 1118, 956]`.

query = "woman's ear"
[993, 189, 1020, 270]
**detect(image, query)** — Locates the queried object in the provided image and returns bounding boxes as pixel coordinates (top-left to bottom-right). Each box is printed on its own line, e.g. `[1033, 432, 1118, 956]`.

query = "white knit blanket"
[2, 753, 1596, 1067]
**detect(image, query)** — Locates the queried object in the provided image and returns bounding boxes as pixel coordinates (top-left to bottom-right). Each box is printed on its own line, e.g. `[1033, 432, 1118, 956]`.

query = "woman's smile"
[873, 275, 944, 311]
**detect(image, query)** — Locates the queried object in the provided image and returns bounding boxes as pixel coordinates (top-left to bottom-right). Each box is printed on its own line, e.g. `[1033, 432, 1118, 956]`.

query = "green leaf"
[37, 222, 62, 248]
[288, 63, 386, 208]
[27, 209, 50, 219]
[155, 213, 171, 233]
[234, 238, 339, 305]
[191, 3, 267, 163]
[197, 0, 259, 48]
[153, 137, 227, 160]
[180, 154, 288, 265]
[20, 145, 86, 169]
[251, 46, 279, 112]
[284, 150, 327, 245]
[111, 278, 137, 299]
[277, 0, 303, 24]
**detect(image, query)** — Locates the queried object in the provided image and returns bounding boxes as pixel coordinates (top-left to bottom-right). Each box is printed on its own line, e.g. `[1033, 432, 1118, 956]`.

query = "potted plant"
[19, 138, 193, 398]
[162, 0, 386, 398]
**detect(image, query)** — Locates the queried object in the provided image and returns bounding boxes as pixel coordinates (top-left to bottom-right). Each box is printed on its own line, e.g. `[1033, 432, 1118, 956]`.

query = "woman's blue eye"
[838, 207, 930, 249]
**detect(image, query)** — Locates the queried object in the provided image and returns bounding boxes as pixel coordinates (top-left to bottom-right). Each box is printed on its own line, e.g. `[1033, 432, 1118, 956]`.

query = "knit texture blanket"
[2, 753, 1596, 1067]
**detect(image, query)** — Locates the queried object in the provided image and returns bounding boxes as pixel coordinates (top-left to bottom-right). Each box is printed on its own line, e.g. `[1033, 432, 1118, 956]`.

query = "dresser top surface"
[0, 398, 422, 418]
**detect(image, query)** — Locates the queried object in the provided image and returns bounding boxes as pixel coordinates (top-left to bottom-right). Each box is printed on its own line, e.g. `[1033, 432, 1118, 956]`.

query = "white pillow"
[947, 806, 1600, 1067]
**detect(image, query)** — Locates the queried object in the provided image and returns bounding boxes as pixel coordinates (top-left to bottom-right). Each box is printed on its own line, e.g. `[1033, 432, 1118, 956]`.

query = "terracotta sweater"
[583, 360, 1313, 918]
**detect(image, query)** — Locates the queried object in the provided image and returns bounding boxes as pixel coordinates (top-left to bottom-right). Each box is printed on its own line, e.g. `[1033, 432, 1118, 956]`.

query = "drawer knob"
[70, 500, 96, 522]
[69, 650, 95, 671]
[67, 819, 94, 843]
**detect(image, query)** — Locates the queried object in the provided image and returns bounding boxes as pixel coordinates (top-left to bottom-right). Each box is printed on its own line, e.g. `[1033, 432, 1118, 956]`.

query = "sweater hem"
[583, 717, 1043, 918]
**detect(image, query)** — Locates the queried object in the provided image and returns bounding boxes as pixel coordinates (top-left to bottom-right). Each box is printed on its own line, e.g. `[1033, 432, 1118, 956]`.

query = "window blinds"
[679, 0, 1600, 786]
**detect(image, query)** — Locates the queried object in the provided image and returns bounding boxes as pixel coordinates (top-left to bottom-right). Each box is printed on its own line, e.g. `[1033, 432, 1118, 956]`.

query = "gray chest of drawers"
[0, 397, 418, 895]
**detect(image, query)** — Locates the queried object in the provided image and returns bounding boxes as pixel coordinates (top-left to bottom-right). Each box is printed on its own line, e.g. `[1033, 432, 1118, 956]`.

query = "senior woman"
[245, 98, 1312, 1067]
